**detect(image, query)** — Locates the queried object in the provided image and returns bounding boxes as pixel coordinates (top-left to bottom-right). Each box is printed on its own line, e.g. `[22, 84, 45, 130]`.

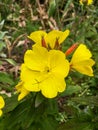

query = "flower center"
[44, 66, 50, 73]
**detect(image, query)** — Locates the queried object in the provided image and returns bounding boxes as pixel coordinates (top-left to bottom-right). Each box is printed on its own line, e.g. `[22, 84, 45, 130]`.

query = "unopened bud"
[41, 37, 47, 48]
[65, 43, 78, 56]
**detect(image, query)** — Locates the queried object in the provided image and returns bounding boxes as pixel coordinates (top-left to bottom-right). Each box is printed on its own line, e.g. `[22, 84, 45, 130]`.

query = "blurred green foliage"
[0, 0, 98, 130]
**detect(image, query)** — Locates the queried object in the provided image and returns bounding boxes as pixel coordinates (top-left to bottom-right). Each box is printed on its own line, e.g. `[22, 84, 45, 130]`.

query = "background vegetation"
[0, 0, 98, 130]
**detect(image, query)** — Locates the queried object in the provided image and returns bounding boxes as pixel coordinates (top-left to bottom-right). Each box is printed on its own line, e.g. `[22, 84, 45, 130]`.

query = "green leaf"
[0, 61, 3, 65]
[0, 42, 6, 51]
[46, 99, 58, 115]
[0, 31, 7, 40]
[61, 85, 82, 96]
[40, 115, 58, 130]
[71, 95, 98, 106]
[63, 0, 73, 12]
[35, 92, 45, 108]
[5, 58, 17, 66]
[0, 72, 14, 85]
[86, 31, 96, 38]
[3, 98, 32, 130]
[0, 20, 5, 30]
[0, 119, 4, 130]
[3, 94, 19, 113]
[58, 119, 91, 130]
[48, 0, 56, 17]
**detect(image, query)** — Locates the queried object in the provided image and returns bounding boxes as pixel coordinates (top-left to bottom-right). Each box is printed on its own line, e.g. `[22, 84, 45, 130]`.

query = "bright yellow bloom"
[28, 30, 70, 49]
[0, 96, 5, 116]
[70, 44, 95, 76]
[15, 81, 30, 101]
[18, 46, 69, 98]
[80, 0, 93, 5]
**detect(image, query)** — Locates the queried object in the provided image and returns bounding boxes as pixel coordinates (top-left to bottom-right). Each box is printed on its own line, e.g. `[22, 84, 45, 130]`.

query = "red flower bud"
[65, 43, 78, 56]
[41, 37, 47, 48]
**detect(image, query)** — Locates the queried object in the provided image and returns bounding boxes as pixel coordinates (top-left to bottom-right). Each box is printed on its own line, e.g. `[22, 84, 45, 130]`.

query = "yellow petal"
[28, 31, 47, 46]
[71, 59, 95, 76]
[18, 90, 29, 101]
[70, 44, 95, 76]
[24, 81, 40, 92]
[17, 45, 70, 98]
[45, 30, 63, 48]
[70, 44, 92, 64]
[49, 50, 69, 77]
[24, 46, 48, 71]
[45, 30, 70, 48]
[0, 96, 5, 109]
[20, 64, 40, 91]
[21, 64, 40, 84]
[53, 75, 66, 92]
[20, 64, 36, 82]
[59, 30, 70, 44]
[15, 81, 30, 101]
[79, 0, 93, 5]
[0, 109, 3, 116]
[87, 0, 93, 5]
[80, 0, 83, 5]
[40, 75, 66, 98]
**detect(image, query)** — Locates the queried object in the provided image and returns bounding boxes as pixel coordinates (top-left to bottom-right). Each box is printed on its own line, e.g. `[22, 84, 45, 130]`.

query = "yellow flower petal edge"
[87, 0, 93, 5]
[20, 64, 40, 92]
[24, 46, 49, 71]
[45, 30, 70, 49]
[70, 44, 95, 76]
[0, 96, 5, 109]
[0, 110, 3, 117]
[0, 96, 5, 116]
[40, 76, 66, 98]
[28, 31, 47, 46]
[28, 29, 70, 49]
[80, 0, 93, 5]
[15, 81, 30, 101]
[20, 46, 69, 98]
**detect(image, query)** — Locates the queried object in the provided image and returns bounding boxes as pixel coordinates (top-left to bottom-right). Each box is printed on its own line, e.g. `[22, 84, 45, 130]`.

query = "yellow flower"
[70, 44, 95, 76]
[15, 81, 30, 101]
[18, 46, 69, 98]
[0, 96, 5, 116]
[28, 30, 70, 49]
[80, 0, 93, 5]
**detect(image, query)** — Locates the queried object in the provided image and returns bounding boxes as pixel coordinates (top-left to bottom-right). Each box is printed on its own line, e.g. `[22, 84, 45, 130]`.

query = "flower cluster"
[79, 0, 93, 5]
[0, 96, 5, 116]
[16, 30, 95, 100]
[16, 46, 69, 100]
[28, 30, 70, 49]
